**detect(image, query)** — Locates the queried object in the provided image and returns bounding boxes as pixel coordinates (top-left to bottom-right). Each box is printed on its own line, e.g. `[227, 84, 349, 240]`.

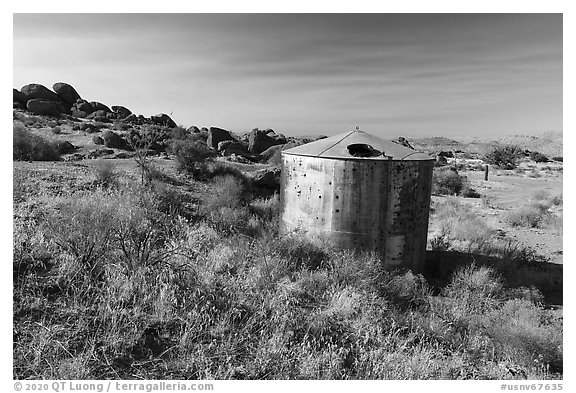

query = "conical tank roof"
[282, 129, 433, 161]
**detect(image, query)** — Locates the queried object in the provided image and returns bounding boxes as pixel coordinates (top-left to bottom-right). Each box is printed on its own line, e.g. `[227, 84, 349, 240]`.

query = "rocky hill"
[496, 132, 563, 158]
[13, 81, 330, 164]
[13, 81, 562, 164]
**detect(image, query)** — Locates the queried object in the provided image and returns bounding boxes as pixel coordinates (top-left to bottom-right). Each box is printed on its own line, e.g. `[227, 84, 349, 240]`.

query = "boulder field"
[13, 81, 177, 128]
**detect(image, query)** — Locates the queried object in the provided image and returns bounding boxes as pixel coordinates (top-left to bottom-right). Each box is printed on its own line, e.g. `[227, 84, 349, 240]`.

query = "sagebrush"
[13, 167, 562, 380]
[13, 123, 60, 161]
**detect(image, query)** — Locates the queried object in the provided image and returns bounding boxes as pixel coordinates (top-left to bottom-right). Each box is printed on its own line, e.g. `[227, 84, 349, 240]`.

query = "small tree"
[127, 130, 161, 186]
[485, 145, 523, 169]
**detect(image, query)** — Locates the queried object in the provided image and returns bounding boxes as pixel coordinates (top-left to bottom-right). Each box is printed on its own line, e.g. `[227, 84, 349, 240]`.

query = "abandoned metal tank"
[279, 129, 434, 272]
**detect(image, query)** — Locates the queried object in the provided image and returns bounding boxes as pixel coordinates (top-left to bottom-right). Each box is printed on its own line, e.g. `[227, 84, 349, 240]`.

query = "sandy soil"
[457, 168, 563, 264]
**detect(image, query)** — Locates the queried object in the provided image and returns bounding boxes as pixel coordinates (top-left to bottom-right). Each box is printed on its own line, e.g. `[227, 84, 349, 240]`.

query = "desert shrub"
[44, 190, 117, 277]
[271, 234, 330, 272]
[149, 183, 190, 219]
[485, 145, 523, 169]
[382, 271, 432, 309]
[204, 206, 252, 236]
[50, 126, 62, 135]
[170, 139, 216, 179]
[446, 264, 503, 299]
[531, 190, 550, 201]
[552, 156, 563, 162]
[481, 195, 497, 209]
[247, 194, 281, 237]
[425, 264, 562, 375]
[207, 162, 252, 186]
[112, 190, 180, 269]
[14, 158, 564, 380]
[13, 124, 60, 161]
[13, 211, 57, 282]
[188, 130, 208, 143]
[134, 124, 172, 145]
[44, 188, 180, 277]
[528, 170, 541, 178]
[111, 122, 131, 131]
[199, 175, 254, 235]
[530, 151, 549, 163]
[436, 265, 503, 327]
[460, 184, 481, 198]
[429, 235, 451, 251]
[478, 238, 543, 264]
[432, 168, 464, 195]
[94, 160, 117, 188]
[542, 214, 563, 235]
[250, 194, 280, 222]
[268, 148, 283, 165]
[170, 126, 189, 140]
[128, 127, 163, 151]
[324, 249, 385, 293]
[203, 174, 251, 210]
[484, 299, 563, 373]
[434, 199, 495, 252]
[550, 194, 562, 206]
[13, 170, 27, 203]
[505, 202, 550, 228]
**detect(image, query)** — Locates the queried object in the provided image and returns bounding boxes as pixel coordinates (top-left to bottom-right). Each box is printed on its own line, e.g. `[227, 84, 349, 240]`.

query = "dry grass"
[504, 192, 562, 230]
[433, 198, 495, 253]
[429, 197, 558, 265]
[93, 160, 118, 188]
[13, 157, 562, 380]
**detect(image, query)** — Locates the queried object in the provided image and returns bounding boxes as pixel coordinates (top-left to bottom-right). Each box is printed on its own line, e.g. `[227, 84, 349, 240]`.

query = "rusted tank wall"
[280, 153, 433, 272]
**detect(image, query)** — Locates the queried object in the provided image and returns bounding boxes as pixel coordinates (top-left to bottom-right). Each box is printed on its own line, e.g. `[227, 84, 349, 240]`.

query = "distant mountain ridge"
[410, 132, 562, 158]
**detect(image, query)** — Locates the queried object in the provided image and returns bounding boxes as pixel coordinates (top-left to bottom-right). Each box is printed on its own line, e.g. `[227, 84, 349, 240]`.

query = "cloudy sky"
[13, 13, 562, 138]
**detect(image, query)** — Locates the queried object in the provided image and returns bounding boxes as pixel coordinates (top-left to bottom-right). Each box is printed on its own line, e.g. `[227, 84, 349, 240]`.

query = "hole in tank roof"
[347, 143, 382, 158]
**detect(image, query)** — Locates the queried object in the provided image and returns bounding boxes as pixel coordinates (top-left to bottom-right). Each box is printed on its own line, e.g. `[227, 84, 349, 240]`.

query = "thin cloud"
[13, 13, 561, 136]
